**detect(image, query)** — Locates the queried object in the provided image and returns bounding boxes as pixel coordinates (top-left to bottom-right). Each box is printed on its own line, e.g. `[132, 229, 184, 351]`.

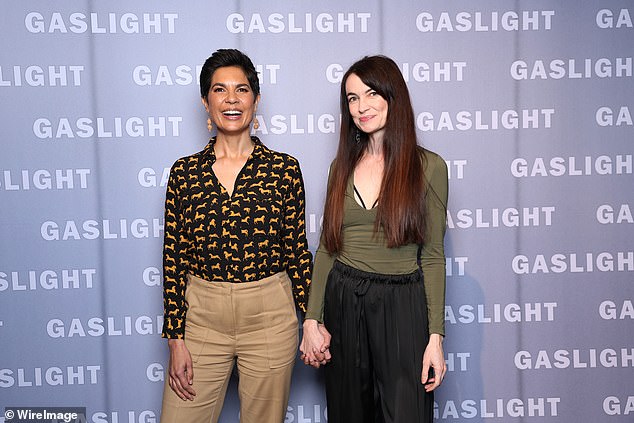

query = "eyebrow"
[346, 88, 374, 97]
[211, 82, 250, 89]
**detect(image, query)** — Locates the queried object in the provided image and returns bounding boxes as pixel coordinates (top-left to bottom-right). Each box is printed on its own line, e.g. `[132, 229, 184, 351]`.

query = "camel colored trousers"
[161, 272, 299, 423]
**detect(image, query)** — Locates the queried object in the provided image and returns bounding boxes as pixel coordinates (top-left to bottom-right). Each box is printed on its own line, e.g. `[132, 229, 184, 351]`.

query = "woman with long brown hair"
[300, 55, 448, 423]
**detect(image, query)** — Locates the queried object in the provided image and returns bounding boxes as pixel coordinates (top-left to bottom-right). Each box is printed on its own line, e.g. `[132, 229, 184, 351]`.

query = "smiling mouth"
[222, 110, 243, 117]
[359, 116, 374, 122]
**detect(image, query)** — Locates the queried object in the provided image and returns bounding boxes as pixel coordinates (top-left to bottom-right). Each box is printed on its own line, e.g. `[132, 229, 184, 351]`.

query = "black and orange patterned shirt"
[162, 137, 312, 338]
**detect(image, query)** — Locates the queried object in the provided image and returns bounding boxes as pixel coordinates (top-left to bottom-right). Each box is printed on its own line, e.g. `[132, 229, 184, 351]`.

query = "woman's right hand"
[300, 319, 331, 368]
[167, 339, 197, 400]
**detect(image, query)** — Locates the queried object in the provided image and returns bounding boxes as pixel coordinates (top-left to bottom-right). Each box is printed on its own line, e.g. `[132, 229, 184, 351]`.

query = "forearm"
[305, 247, 335, 322]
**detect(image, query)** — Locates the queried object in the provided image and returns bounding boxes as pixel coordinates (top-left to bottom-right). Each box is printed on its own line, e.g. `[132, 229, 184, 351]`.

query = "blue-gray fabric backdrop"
[1, 1, 633, 422]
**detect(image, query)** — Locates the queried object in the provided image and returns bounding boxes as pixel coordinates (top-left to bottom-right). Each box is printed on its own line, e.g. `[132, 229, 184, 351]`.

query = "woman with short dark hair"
[161, 49, 311, 423]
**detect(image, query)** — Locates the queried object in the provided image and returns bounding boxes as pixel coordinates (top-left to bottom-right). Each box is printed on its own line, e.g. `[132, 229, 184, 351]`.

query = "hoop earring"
[253, 117, 260, 130]
[207, 118, 213, 132]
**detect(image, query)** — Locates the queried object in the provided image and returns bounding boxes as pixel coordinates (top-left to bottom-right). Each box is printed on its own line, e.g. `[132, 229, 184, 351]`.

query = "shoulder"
[418, 147, 448, 203]
[262, 144, 302, 172]
[418, 147, 445, 167]
[169, 155, 194, 176]
[167, 146, 211, 189]
[418, 147, 447, 179]
[171, 146, 208, 169]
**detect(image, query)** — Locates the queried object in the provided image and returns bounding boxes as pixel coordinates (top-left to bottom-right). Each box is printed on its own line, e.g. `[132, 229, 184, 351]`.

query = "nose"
[225, 90, 238, 104]
[357, 97, 369, 114]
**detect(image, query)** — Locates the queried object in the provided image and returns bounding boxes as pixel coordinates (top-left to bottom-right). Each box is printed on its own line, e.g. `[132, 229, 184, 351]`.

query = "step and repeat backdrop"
[1, 0, 633, 422]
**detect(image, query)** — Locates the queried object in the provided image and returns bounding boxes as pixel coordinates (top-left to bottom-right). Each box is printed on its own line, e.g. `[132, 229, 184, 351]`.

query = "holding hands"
[300, 321, 447, 393]
[300, 319, 331, 368]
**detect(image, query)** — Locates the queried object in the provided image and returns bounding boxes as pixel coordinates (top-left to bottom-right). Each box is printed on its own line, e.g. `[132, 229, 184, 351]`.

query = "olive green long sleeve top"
[306, 148, 448, 335]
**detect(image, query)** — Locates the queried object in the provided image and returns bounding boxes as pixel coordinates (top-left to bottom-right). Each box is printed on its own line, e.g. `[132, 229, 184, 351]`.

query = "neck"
[365, 132, 384, 157]
[214, 132, 254, 158]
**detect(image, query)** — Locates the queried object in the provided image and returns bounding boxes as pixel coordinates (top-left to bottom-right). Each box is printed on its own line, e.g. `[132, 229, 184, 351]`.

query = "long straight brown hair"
[322, 55, 427, 253]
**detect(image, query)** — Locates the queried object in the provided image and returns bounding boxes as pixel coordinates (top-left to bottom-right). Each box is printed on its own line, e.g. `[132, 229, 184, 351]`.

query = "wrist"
[303, 319, 319, 330]
[168, 338, 186, 348]
[428, 333, 443, 346]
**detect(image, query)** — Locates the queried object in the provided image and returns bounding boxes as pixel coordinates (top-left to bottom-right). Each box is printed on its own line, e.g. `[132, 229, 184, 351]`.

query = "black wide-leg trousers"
[324, 261, 433, 423]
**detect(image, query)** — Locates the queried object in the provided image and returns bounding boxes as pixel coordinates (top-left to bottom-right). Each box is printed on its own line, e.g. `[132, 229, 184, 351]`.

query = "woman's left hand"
[421, 333, 446, 392]
[300, 319, 331, 368]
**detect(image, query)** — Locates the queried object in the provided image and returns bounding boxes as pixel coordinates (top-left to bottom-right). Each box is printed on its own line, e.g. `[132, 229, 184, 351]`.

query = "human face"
[345, 73, 388, 137]
[202, 66, 259, 136]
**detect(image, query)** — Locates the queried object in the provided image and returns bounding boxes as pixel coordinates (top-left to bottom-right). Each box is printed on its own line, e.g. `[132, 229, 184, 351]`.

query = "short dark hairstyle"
[199, 49, 260, 100]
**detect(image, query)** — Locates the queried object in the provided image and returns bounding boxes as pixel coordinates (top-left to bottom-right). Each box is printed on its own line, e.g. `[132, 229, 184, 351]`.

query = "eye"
[347, 96, 357, 103]
[237, 87, 250, 93]
[368, 90, 378, 97]
[212, 87, 225, 93]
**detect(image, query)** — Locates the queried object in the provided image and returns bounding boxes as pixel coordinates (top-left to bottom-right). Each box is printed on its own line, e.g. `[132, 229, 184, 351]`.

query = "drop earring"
[355, 130, 361, 143]
[207, 118, 213, 132]
[253, 117, 260, 130]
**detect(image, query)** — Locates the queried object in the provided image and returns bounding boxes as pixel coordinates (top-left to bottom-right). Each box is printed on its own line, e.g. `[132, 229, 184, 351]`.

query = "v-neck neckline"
[353, 184, 378, 210]
[350, 174, 378, 211]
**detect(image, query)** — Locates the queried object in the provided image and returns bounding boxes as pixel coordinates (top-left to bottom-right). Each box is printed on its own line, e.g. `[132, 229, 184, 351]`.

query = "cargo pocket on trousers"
[265, 274, 299, 369]
[184, 323, 208, 364]
[184, 280, 208, 364]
